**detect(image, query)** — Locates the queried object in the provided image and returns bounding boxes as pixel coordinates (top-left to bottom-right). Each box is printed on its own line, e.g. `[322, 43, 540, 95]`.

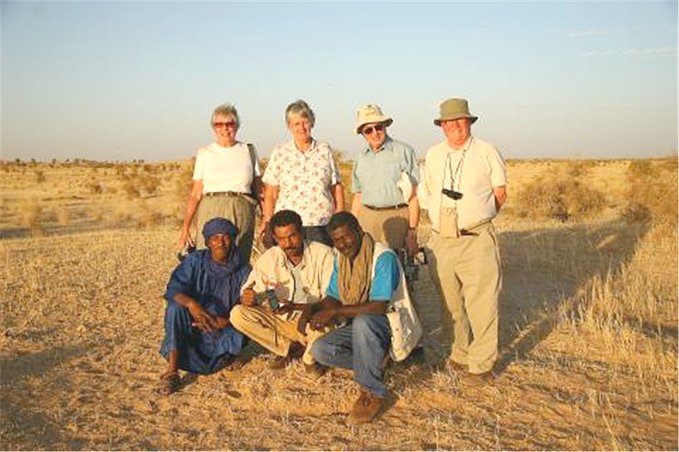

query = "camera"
[177, 245, 196, 261]
[265, 289, 280, 310]
[441, 188, 463, 200]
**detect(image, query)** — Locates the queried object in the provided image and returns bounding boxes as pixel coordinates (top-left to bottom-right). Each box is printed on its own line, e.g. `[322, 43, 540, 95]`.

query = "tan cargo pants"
[358, 206, 409, 250]
[230, 304, 328, 365]
[426, 222, 501, 374]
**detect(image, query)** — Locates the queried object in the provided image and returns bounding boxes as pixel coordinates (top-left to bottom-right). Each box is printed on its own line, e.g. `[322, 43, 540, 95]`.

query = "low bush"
[515, 176, 606, 222]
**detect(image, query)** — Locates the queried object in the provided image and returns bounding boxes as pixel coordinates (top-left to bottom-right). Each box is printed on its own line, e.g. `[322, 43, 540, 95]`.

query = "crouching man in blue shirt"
[308, 212, 401, 425]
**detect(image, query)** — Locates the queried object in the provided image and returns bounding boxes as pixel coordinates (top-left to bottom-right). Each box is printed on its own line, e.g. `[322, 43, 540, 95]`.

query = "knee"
[229, 304, 245, 329]
[353, 314, 388, 341]
[165, 301, 189, 322]
[310, 337, 331, 363]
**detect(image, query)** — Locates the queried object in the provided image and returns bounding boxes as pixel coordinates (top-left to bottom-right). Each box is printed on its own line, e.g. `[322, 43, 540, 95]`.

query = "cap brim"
[356, 118, 393, 134]
[434, 115, 478, 126]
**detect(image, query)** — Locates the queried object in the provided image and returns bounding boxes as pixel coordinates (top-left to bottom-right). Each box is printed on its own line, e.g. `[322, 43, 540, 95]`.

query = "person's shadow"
[494, 220, 648, 373]
[401, 219, 648, 377]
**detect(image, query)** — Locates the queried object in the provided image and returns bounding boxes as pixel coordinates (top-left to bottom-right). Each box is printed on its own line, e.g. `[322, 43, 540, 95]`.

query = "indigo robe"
[160, 248, 250, 375]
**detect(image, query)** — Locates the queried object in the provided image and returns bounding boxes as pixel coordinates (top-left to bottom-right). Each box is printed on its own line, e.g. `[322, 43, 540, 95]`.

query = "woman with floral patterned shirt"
[261, 100, 344, 246]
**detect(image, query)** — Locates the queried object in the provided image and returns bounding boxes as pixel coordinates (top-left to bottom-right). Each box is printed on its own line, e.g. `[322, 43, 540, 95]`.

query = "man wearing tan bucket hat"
[418, 97, 507, 386]
[350, 104, 420, 257]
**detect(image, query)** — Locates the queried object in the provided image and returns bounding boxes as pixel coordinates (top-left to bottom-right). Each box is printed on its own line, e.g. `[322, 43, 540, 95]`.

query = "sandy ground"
[1, 221, 676, 450]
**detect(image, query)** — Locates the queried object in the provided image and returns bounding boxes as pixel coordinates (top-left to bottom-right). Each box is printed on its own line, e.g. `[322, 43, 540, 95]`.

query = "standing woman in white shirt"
[179, 103, 262, 264]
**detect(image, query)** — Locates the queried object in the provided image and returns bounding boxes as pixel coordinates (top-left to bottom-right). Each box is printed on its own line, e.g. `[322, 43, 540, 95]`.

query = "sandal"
[158, 371, 180, 395]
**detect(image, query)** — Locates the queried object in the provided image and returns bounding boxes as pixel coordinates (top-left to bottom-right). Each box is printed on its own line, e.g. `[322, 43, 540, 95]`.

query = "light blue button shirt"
[351, 137, 420, 207]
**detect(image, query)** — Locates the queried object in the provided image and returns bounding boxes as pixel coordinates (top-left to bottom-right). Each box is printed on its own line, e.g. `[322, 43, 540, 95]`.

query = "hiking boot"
[448, 360, 468, 373]
[347, 390, 384, 425]
[461, 370, 495, 388]
[304, 362, 328, 378]
[269, 354, 292, 370]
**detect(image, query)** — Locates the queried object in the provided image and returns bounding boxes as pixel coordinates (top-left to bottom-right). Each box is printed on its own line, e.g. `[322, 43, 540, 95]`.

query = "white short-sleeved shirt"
[192, 142, 261, 194]
[262, 139, 341, 227]
[420, 136, 507, 230]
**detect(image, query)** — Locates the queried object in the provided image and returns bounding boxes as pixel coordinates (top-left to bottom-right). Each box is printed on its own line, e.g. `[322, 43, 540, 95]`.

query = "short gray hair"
[211, 103, 240, 129]
[285, 99, 315, 127]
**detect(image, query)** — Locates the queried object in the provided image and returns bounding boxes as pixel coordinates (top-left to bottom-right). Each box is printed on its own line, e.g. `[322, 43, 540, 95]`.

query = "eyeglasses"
[213, 121, 237, 129]
[362, 124, 385, 135]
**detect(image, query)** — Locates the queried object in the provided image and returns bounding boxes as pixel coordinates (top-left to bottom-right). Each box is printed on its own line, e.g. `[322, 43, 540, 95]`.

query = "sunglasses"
[213, 121, 237, 129]
[362, 124, 385, 135]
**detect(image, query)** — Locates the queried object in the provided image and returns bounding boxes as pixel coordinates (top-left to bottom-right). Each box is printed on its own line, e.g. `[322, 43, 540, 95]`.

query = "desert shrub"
[123, 181, 141, 199]
[175, 162, 194, 203]
[141, 174, 161, 195]
[87, 179, 104, 194]
[623, 159, 678, 226]
[565, 159, 595, 178]
[515, 176, 606, 222]
[20, 201, 45, 236]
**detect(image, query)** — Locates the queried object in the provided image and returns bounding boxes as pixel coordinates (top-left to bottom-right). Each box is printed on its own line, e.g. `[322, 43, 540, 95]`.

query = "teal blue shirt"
[325, 251, 400, 302]
[351, 137, 420, 207]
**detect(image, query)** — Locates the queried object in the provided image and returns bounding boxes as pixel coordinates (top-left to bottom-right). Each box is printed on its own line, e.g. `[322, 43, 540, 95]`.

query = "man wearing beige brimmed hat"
[418, 97, 507, 386]
[350, 104, 420, 257]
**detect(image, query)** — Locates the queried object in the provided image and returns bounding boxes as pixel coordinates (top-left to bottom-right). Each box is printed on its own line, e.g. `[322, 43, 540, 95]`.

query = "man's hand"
[296, 305, 314, 335]
[406, 228, 418, 257]
[273, 302, 295, 320]
[187, 300, 218, 332]
[309, 306, 337, 331]
[213, 316, 230, 330]
[241, 283, 257, 307]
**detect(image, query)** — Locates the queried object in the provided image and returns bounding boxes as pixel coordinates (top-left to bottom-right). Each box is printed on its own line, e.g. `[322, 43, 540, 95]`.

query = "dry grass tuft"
[622, 159, 678, 226]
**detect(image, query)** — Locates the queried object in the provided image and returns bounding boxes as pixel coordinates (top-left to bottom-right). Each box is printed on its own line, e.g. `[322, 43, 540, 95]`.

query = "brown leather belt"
[205, 191, 247, 197]
[363, 203, 408, 211]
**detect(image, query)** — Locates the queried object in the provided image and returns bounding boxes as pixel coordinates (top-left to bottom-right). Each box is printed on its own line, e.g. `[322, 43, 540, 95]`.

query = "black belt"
[205, 191, 248, 197]
[363, 203, 408, 211]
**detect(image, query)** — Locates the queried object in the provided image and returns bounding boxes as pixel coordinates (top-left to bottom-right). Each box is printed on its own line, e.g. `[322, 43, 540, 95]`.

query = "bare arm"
[493, 185, 507, 212]
[332, 183, 345, 212]
[350, 192, 362, 217]
[406, 188, 420, 255]
[173, 292, 224, 332]
[179, 180, 204, 247]
[258, 183, 279, 234]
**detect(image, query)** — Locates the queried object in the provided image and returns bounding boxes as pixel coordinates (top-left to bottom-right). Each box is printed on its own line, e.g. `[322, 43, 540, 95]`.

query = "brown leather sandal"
[158, 372, 180, 395]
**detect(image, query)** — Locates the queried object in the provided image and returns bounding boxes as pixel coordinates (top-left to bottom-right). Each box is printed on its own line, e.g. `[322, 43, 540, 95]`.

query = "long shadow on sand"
[494, 220, 647, 373]
[395, 219, 648, 384]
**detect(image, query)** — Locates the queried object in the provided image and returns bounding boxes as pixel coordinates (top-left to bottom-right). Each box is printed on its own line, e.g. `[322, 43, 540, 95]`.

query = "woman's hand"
[179, 227, 195, 248]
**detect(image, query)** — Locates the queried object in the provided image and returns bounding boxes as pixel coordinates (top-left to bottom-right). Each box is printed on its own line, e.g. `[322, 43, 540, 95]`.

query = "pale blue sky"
[2, 1, 677, 161]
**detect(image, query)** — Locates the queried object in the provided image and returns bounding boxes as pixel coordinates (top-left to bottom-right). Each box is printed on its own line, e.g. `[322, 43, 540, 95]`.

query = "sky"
[1, 1, 677, 162]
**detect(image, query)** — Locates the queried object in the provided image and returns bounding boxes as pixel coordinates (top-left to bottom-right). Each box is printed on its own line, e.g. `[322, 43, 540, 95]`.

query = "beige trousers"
[195, 194, 256, 264]
[358, 206, 409, 249]
[426, 222, 501, 374]
[229, 304, 328, 365]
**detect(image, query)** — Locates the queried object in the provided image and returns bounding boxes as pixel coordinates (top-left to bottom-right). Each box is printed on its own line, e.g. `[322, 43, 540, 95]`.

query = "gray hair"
[211, 103, 240, 129]
[285, 99, 315, 127]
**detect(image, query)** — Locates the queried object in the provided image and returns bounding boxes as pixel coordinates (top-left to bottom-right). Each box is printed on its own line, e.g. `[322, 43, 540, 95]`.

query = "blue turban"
[202, 217, 238, 242]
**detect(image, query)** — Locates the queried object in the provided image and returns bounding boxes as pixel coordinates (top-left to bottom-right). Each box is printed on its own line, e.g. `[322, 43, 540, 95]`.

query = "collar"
[446, 136, 474, 153]
[361, 136, 393, 155]
[286, 139, 317, 154]
[276, 241, 312, 271]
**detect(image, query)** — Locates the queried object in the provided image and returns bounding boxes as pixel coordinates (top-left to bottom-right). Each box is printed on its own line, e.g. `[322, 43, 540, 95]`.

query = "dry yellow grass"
[0, 158, 677, 450]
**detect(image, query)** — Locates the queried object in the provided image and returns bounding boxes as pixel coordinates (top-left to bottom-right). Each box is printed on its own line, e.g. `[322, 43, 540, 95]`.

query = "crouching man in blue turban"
[159, 217, 251, 395]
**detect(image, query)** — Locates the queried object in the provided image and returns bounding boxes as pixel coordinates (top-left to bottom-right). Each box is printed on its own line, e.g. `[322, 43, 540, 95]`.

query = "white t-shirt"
[192, 142, 261, 194]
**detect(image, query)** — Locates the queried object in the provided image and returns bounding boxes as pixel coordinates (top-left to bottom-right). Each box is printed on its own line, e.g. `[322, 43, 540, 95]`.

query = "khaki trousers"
[229, 304, 328, 365]
[358, 206, 409, 249]
[195, 195, 256, 264]
[426, 222, 501, 374]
